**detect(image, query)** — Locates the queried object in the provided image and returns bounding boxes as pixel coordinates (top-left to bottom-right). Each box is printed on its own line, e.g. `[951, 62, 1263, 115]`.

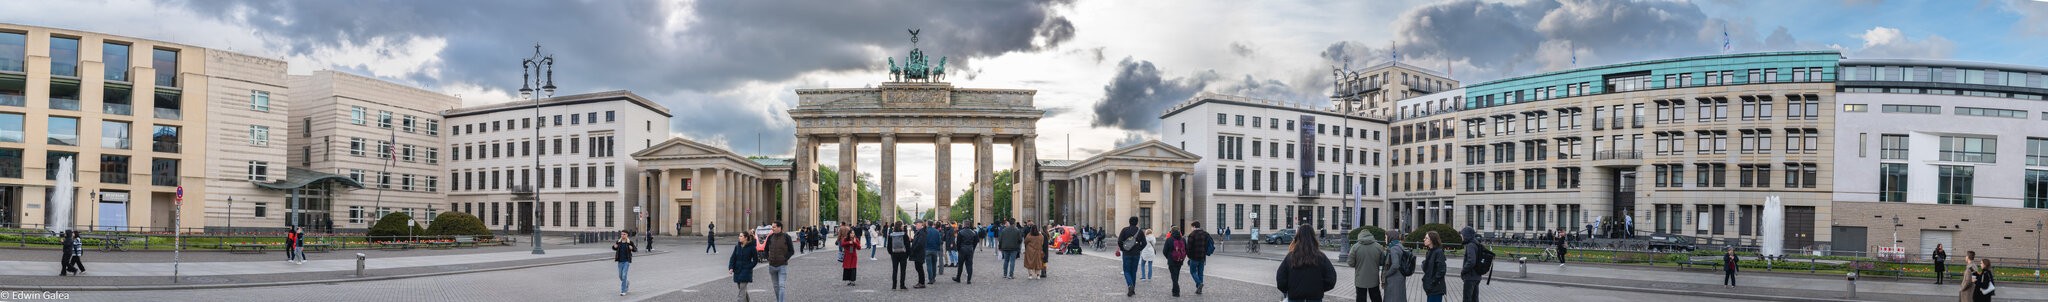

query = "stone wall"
[1831, 201, 2048, 261]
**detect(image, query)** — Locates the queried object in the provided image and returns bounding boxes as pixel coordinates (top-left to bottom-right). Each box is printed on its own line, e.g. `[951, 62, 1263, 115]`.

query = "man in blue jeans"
[1117, 216, 1147, 297]
[997, 219, 1024, 279]
[1187, 221, 1214, 295]
[763, 222, 795, 302]
[922, 221, 944, 285]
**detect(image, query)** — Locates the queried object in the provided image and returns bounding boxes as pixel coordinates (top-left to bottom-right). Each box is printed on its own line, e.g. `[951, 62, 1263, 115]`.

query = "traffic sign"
[175, 186, 184, 206]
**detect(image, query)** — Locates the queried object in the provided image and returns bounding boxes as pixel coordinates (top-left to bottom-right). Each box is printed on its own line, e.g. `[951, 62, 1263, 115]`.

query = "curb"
[1488, 273, 1862, 302]
[0, 250, 665, 291]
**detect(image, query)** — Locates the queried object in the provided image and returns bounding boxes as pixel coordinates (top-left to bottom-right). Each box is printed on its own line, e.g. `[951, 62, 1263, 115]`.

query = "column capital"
[978, 134, 994, 142]
[840, 132, 857, 138]
[1022, 134, 1038, 139]
[881, 132, 896, 138]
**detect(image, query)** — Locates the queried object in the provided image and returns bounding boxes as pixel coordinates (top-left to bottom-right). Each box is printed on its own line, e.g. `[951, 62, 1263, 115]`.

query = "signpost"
[173, 186, 183, 283]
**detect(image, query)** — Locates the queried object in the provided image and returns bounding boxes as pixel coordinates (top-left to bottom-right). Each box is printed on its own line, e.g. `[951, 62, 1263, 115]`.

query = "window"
[1880, 134, 1909, 160]
[351, 106, 366, 124]
[248, 125, 269, 146]
[1881, 104, 1939, 114]
[249, 90, 270, 112]
[50, 36, 79, 77]
[1879, 163, 1908, 202]
[426, 148, 440, 165]
[247, 161, 268, 181]
[150, 159, 177, 186]
[426, 119, 440, 136]
[101, 120, 131, 149]
[153, 48, 179, 87]
[377, 111, 393, 128]
[402, 115, 416, 132]
[1784, 163, 1817, 188]
[378, 140, 393, 160]
[1954, 107, 2027, 119]
[46, 116, 79, 146]
[1843, 104, 1868, 112]
[2030, 137, 2048, 167]
[1939, 136, 1996, 163]
[2027, 170, 2048, 209]
[0, 113, 20, 143]
[99, 155, 129, 184]
[1937, 165, 1974, 204]
[349, 137, 366, 156]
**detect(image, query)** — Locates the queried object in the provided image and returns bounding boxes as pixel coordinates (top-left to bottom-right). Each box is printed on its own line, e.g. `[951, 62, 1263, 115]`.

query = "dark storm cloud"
[1089, 57, 1315, 133]
[1229, 42, 1256, 58]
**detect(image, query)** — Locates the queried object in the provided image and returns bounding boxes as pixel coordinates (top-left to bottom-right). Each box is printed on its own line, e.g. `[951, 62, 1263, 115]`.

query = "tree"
[367, 212, 425, 242]
[948, 169, 1016, 222]
[816, 165, 840, 222]
[427, 211, 492, 239]
[856, 172, 883, 222]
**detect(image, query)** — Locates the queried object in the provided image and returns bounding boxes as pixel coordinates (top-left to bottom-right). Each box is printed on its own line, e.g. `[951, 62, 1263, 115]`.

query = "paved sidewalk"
[0, 248, 609, 277]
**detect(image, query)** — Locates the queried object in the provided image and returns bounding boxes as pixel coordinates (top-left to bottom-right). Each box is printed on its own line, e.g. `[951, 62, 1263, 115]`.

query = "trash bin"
[356, 253, 368, 277]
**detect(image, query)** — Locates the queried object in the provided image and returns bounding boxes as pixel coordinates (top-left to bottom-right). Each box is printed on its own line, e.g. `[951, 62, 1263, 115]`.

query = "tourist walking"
[1024, 224, 1048, 279]
[1932, 244, 1947, 285]
[887, 223, 911, 290]
[952, 223, 980, 283]
[58, 230, 83, 276]
[1384, 232, 1412, 302]
[1187, 221, 1214, 295]
[764, 223, 794, 302]
[729, 232, 758, 302]
[999, 220, 1024, 279]
[1275, 225, 1336, 302]
[612, 230, 636, 296]
[1117, 217, 1147, 297]
[1421, 231, 1448, 302]
[1961, 250, 1979, 301]
[1164, 226, 1188, 297]
[1141, 228, 1156, 281]
[910, 222, 929, 288]
[1555, 229, 1567, 265]
[1459, 227, 1491, 302]
[839, 226, 860, 286]
[644, 227, 655, 252]
[921, 221, 944, 285]
[865, 222, 878, 260]
[285, 227, 300, 264]
[1346, 228, 1386, 302]
[707, 226, 719, 254]
[1722, 246, 1738, 287]
[1971, 259, 1996, 302]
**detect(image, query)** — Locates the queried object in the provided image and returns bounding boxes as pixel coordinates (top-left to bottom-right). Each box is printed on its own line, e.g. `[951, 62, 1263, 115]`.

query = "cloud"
[1229, 42, 1257, 58]
[1113, 132, 1150, 149]
[1089, 57, 1216, 132]
[2006, 0, 2048, 36]
[1846, 26, 1955, 59]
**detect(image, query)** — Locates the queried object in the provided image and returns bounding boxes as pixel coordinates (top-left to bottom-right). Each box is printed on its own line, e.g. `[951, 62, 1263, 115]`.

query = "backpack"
[887, 231, 909, 253]
[1471, 243, 1497, 276]
[1397, 247, 1418, 276]
[1167, 237, 1188, 261]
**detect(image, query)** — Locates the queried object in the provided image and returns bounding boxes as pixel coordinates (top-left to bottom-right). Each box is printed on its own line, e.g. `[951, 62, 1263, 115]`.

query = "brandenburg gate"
[787, 32, 1044, 226]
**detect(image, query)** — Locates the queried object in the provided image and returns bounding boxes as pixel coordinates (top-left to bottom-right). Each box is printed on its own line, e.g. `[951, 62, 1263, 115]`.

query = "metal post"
[520, 44, 555, 255]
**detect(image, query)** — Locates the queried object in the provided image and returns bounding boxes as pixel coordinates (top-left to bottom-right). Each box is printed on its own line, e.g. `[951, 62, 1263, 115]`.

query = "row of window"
[1876, 163, 2048, 208]
[1210, 113, 1384, 141]
[1389, 143, 1453, 167]
[1840, 65, 2048, 89]
[1840, 87, 2045, 101]
[0, 113, 184, 152]
[1643, 204, 1777, 236]
[458, 201, 615, 228]
[450, 134, 616, 161]
[348, 106, 441, 136]
[0, 32, 181, 87]
[1644, 163, 1820, 189]
[455, 111, 619, 136]
[1461, 167, 1583, 192]
[344, 137, 442, 164]
[1390, 168, 1454, 193]
[0, 148, 179, 185]
[1850, 103, 2042, 120]
[1392, 118, 1454, 145]
[1211, 167, 1380, 196]
[1459, 129, 1822, 166]
[336, 168, 440, 192]
[1212, 203, 1359, 231]
[346, 207, 436, 226]
[1469, 66, 1829, 109]
[1468, 204, 1584, 233]
[451, 164, 618, 192]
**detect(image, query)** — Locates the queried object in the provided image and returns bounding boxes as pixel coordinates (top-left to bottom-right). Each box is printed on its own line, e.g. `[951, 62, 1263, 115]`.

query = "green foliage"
[426, 211, 492, 239]
[856, 172, 882, 222]
[817, 165, 840, 222]
[1403, 223, 1463, 247]
[367, 212, 426, 241]
[946, 169, 1016, 222]
[1349, 225, 1386, 243]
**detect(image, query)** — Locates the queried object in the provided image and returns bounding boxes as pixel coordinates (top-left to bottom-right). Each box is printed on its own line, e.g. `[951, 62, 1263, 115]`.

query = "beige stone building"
[1387, 88, 1464, 231]
[0, 23, 295, 232]
[284, 70, 459, 230]
[1038, 140, 1200, 232]
[634, 137, 789, 236]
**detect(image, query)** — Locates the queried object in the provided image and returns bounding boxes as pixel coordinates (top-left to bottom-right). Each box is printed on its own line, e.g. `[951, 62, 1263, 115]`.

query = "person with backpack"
[886, 223, 911, 290]
[1164, 226, 1189, 297]
[1347, 228, 1386, 302]
[1421, 231, 1448, 302]
[1140, 228, 1156, 282]
[1187, 221, 1214, 295]
[999, 220, 1025, 279]
[1383, 231, 1412, 302]
[1458, 227, 1492, 302]
[1117, 216, 1147, 297]
[1275, 224, 1337, 302]
[729, 231, 758, 302]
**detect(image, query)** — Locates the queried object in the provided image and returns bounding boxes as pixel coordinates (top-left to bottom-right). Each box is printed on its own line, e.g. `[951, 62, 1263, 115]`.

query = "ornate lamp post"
[520, 44, 556, 255]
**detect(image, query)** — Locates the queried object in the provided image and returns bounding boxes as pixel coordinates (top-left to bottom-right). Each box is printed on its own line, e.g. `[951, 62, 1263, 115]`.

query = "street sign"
[174, 186, 184, 206]
[634, 206, 642, 213]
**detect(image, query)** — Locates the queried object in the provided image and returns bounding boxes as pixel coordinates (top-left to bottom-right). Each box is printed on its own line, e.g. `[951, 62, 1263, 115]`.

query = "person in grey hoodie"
[1383, 231, 1410, 302]
[1458, 227, 1486, 302]
[998, 220, 1025, 279]
[1346, 232, 1387, 302]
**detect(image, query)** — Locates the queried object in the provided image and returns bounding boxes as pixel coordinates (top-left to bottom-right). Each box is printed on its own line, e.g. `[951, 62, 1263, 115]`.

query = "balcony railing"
[104, 103, 132, 116]
[153, 141, 180, 153]
[1592, 150, 1643, 160]
[0, 94, 22, 107]
[50, 98, 79, 111]
[154, 108, 181, 120]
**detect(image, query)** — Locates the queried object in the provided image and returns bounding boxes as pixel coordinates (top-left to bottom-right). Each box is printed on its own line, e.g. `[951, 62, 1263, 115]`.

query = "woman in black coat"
[1421, 231, 1449, 302]
[1274, 225, 1336, 302]
[728, 232, 758, 301]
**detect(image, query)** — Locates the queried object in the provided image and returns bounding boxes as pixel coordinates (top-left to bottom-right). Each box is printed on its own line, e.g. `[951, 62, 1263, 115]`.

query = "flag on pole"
[1722, 24, 1732, 53]
[386, 131, 398, 164]
[1390, 40, 1398, 63]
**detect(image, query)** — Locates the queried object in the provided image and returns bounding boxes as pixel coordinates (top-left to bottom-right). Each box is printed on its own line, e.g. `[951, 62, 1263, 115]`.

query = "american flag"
[385, 131, 397, 164]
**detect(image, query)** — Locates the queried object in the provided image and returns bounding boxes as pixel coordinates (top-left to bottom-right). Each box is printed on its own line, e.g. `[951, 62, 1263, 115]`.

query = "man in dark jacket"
[1117, 216, 1146, 297]
[1422, 232, 1449, 301]
[706, 222, 718, 254]
[764, 223, 794, 301]
[1187, 221, 1214, 295]
[921, 221, 944, 285]
[1722, 246, 1738, 287]
[612, 231, 636, 296]
[952, 224, 980, 283]
[1458, 227, 1485, 302]
[998, 220, 1024, 279]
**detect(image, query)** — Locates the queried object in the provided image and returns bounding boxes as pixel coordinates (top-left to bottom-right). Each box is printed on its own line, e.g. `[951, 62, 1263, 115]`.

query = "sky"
[8, 0, 2046, 210]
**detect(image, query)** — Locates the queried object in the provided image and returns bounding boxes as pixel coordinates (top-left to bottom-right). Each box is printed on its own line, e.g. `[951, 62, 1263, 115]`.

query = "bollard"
[1845, 272, 1857, 299]
[1518, 257, 1528, 278]
[355, 253, 368, 277]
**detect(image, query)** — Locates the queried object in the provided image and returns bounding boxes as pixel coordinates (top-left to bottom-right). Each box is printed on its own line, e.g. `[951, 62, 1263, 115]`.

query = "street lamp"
[520, 44, 557, 255]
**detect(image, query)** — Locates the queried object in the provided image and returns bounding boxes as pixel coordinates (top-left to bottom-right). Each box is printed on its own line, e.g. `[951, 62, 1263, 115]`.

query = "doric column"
[934, 133, 952, 222]
[975, 134, 994, 224]
[1163, 171, 1177, 230]
[792, 135, 813, 228]
[652, 169, 668, 235]
[839, 134, 858, 225]
[1016, 135, 1037, 222]
[881, 133, 897, 225]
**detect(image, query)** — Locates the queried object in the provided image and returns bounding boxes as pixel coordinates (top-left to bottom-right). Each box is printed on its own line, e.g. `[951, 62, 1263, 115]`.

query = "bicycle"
[1246, 239, 1260, 254]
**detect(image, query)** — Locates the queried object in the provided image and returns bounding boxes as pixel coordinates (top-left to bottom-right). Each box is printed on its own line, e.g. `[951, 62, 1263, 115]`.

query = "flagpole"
[373, 127, 395, 221]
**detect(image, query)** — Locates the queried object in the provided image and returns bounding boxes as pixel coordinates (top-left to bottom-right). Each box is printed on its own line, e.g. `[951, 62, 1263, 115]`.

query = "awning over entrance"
[254, 167, 367, 190]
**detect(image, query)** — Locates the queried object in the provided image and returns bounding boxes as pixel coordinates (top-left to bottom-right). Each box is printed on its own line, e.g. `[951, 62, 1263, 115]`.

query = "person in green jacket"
[1347, 233, 1387, 302]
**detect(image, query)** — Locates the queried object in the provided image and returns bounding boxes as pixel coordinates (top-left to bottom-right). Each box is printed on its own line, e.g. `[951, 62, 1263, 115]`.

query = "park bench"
[377, 242, 414, 251]
[303, 243, 335, 253]
[426, 241, 458, 249]
[228, 244, 268, 254]
[1677, 256, 1721, 270]
[454, 236, 479, 248]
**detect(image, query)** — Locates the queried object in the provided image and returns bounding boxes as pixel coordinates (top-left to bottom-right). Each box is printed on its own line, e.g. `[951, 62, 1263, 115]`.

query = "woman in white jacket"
[1141, 228, 1156, 281]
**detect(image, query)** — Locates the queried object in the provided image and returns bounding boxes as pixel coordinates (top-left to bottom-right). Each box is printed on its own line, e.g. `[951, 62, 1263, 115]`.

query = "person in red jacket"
[838, 225, 860, 286]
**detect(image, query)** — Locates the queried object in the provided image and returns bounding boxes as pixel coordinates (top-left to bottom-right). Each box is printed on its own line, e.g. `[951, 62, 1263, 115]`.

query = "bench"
[377, 242, 414, 251]
[228, 244, 268, 254]
[454, 236, 479, 248]
[1678, 256, 1721, 270]
[303, 243, 335, 253]
[426, 242, 458, 249]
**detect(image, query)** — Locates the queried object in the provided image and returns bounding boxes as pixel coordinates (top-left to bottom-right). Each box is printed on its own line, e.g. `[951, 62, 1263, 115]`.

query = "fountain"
[47, 156, 75, 234]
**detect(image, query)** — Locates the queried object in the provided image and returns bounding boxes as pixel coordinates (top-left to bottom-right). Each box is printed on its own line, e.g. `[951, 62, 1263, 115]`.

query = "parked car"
[1262, 229, 1297, 245]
